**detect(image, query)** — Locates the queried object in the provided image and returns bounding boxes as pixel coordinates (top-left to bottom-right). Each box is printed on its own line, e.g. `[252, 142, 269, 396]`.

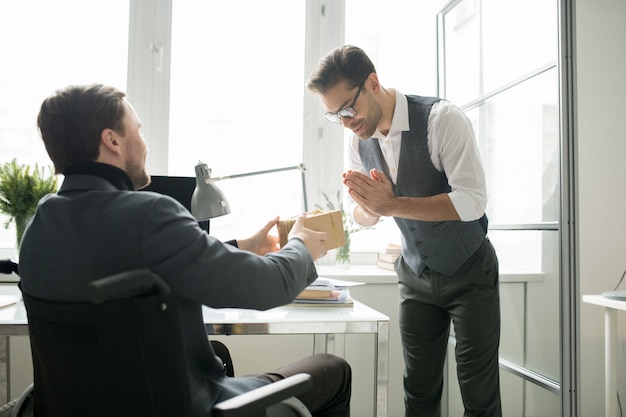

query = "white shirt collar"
[372, 90, 410, 139]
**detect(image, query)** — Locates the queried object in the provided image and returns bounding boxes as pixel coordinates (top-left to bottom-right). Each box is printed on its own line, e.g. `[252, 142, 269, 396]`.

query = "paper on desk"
[311, 277, 365, 289]
[0, 295, 19, 308]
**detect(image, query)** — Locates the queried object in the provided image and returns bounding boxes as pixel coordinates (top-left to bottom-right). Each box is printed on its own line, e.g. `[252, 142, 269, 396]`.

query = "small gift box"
[277, 209, 345, 250]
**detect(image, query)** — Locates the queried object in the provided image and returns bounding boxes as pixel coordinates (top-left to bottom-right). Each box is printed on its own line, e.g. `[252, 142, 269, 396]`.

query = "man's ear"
[367, 73, 380, 94]
[100, 128, 122, 156]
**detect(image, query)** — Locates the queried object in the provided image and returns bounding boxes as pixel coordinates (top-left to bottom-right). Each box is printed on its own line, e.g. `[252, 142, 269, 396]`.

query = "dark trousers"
[259, 353, 352, 417]
[397, 238, 502, 417]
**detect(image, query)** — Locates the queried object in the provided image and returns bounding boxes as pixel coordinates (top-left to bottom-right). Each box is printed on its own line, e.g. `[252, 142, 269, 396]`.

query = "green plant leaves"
[0, 159, 58, 226]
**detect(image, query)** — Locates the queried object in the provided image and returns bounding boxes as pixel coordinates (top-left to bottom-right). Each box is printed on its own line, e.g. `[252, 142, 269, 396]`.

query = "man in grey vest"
[307, 45, 501, 417]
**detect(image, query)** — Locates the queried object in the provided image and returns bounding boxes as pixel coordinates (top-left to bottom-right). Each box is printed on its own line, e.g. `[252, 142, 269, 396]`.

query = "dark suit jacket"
[18, 163, 318, 416]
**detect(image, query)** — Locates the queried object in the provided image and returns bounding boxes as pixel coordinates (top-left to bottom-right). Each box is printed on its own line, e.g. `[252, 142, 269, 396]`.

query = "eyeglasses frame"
[323, 77, 368, 123]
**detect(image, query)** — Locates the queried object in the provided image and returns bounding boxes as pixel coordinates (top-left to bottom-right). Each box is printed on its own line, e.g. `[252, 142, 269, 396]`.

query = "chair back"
[0, 260, 18, 275]
[21, 269, 193, 417]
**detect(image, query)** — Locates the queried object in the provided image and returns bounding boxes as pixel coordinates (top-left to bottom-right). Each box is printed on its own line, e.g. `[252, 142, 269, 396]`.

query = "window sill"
[317, 264, 397, 285]
[316, 264, 544, 285]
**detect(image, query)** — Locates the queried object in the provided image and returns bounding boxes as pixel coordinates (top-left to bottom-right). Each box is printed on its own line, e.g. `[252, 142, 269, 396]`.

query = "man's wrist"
[355, 207, 380, 226]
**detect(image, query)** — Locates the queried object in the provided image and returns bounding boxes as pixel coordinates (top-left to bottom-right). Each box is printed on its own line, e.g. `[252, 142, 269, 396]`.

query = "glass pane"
[523, 380, 560, 416]
[447, 364, 560, 415]
[465, 68, 560, 225]
[489, 229, 560, 381]
[0, 0, 129, 252]
[441, 0, 481, 104]
[448, 229, 560, 414]
[443, 0, 557, 104]
[168, 0, 305, 240]
[440, 0, 562, 411]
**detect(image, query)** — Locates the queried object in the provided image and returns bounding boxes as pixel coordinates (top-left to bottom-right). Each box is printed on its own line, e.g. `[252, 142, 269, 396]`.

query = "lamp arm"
[206, 163, 308, 212]
[208, 163, 306, 182]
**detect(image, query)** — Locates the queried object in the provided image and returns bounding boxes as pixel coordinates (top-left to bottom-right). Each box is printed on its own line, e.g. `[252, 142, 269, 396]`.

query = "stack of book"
[292, 278, 354, 306]
[376, 243, 401, 271]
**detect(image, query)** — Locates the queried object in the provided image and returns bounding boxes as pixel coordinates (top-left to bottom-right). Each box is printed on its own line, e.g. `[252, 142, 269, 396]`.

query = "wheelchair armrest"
[212, 373, 312, 417]
[0, 260, 18, 275]
[88, 269, 170, 303]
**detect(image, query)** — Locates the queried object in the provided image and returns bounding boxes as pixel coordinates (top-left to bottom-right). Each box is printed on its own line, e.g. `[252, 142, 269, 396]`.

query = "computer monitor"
[140, 176, 209, 232]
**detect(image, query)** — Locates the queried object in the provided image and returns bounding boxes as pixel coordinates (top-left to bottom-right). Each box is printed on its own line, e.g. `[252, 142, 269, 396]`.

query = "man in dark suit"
[18, 84, 351, 417]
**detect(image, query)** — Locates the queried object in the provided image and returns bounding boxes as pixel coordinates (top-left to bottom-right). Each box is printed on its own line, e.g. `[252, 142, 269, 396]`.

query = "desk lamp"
[190, 162, 232, 222]
[190, 160, 308, 225]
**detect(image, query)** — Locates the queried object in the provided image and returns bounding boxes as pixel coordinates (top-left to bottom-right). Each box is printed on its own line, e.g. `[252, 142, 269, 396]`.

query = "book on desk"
[290, 277, 363, 307]
[376, 243, 401, 271]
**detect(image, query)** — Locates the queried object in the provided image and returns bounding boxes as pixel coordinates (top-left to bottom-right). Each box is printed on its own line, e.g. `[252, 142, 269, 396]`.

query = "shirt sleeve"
[429, 101, 488, 221]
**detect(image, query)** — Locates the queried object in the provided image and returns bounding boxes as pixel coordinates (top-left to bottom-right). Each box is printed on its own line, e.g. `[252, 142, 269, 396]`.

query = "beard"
[126, 158, 150, 190]
[357, 95, 383, 139]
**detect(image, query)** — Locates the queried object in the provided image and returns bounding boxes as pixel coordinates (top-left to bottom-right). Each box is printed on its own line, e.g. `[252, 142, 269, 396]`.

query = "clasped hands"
[343, 169, 394, 219]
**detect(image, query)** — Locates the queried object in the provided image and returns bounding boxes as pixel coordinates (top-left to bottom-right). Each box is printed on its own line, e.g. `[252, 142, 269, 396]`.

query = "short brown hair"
[37, 84, 127, 174]
[306, 45, 376, 95]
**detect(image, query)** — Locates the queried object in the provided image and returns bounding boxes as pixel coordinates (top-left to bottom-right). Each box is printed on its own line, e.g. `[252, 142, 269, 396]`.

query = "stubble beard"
[127, 158, 150, 190]
[356, 94, 383, 139]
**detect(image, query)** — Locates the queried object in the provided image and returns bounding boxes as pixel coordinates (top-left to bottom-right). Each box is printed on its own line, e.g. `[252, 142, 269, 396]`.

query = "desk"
[0, 285, 389, 417]
[582, 294, 626, 417]
[203, 300, 389, 417]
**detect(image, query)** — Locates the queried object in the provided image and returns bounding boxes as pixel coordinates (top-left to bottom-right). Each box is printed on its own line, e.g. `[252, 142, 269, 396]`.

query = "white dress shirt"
[347, 90, 487, 222]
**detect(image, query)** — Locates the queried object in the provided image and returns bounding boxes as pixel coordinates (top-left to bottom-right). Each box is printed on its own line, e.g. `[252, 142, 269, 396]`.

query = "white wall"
[576, 0, 626, 414]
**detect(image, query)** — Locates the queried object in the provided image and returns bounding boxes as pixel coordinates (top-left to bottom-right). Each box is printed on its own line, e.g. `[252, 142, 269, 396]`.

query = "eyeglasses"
[323, 78, 367, 123]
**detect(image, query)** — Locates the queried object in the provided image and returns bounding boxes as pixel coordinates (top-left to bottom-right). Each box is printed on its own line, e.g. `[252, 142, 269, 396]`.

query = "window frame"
[436, 0, 572, 413]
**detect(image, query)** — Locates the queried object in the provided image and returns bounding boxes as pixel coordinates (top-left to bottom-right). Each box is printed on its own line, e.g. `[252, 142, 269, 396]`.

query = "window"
[438, 0, 561, 414]
[167, 0, 307, 240]
[0, 0, 129, 254]
[440, 0, 559, 276]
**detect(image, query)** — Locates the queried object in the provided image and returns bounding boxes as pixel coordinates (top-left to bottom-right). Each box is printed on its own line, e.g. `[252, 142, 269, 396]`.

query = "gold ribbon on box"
[326, 211, 343, 247]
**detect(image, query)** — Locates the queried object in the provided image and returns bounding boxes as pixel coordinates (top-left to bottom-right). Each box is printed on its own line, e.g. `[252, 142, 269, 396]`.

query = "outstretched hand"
[237, 217, 280, 255]
[287, 214, 328, 261]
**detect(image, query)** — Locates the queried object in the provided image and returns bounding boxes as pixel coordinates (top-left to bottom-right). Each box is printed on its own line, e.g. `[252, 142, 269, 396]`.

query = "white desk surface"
[203, 300, 388, 336]
[582, 294, 626, 417]
[204, 300, 388, 323]
[583, 294, 626, 311]
[0, 283, 389, 335]
[0, 285, 26, 333]
[316, 264, 545, 284]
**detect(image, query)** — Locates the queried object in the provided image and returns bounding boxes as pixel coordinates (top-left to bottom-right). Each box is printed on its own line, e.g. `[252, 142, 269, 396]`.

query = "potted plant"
[0, 159, 58, 248]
